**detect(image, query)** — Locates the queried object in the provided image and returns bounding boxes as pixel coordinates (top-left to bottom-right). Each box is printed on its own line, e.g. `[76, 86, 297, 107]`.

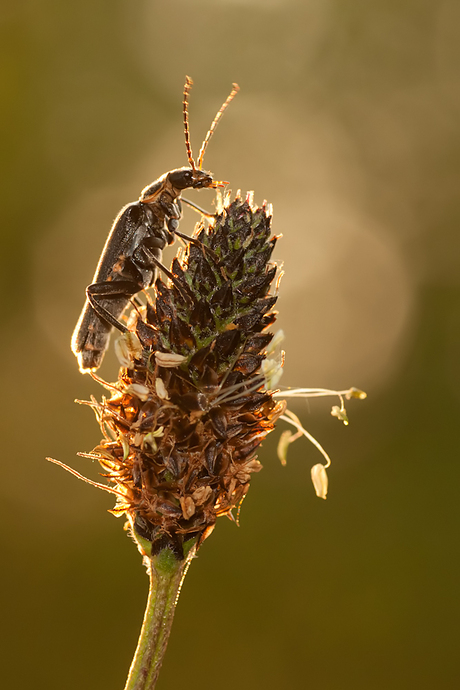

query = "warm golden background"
[2, 1, 459, 688]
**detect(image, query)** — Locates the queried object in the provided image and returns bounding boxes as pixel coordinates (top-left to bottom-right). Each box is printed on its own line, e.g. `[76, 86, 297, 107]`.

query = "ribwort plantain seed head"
[89, 193, 284, 559]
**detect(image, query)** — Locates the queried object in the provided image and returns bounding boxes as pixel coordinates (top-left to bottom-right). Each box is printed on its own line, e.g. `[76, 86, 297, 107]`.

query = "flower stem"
[123, 541, 196, 690]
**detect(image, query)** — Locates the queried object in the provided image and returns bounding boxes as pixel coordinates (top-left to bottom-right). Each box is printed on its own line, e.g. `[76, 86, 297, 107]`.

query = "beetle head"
[168, 167, 221, 191]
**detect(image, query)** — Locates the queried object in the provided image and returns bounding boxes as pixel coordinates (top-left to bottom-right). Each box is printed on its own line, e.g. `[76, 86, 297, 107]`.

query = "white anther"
[155, 378, 169, 400]
[311, 464, 328, 500]
[155, 352, 187, 368]
[125, 383, 150, 401]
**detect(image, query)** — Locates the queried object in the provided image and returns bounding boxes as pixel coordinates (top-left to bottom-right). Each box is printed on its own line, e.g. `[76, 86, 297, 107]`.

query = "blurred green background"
[2, 1, 460, 688]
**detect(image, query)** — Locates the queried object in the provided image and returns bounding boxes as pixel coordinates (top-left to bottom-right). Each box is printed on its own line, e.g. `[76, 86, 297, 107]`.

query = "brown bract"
[87, 193, 284, 559]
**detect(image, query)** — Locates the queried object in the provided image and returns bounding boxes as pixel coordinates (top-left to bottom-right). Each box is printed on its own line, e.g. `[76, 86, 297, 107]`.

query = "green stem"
[123, 542, 196, 690]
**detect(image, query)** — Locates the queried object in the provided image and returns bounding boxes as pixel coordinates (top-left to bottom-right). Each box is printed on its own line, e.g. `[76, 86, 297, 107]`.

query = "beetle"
[71, 76, 239, 373]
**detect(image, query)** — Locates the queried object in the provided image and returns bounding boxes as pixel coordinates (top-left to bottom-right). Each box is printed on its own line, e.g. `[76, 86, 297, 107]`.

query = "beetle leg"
[141, 247, 193, 306]
[131, 295, 145, 308]
[86, 280, 141, 333]
[172, 228, 220, 264]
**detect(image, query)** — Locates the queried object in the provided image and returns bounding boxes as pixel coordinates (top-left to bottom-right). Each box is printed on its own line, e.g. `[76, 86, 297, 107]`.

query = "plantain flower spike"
[58, 191, 367, 561]
[77, 192, 287, 558]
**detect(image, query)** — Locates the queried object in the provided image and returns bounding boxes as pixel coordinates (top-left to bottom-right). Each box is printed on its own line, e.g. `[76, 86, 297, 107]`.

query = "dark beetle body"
[71, 167, 215, 373]
[71, 77, 239, 373]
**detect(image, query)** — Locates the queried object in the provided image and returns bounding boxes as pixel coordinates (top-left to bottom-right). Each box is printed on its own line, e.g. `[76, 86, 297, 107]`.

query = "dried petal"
[120, 435, 130, 461]
[114, 332, 143, 368]
[235, 471, 251, 483]
[192, 486, 212, 505]
[180, 496, 196, 520]
[244, 459, 262, 473]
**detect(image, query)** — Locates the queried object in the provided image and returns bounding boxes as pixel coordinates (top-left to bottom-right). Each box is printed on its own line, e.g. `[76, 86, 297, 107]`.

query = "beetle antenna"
[197, 83, 239, 170]
[183, 76, 196, 170]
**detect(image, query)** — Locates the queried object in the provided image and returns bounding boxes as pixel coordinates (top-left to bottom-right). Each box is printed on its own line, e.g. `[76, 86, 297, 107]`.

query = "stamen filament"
[279, 411, 332, 468]
[46, 457, 126, 497]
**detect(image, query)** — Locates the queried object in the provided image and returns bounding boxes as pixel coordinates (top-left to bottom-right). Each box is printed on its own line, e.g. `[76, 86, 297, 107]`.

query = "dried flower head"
[75, 192, 286, 558]
[49, 190, 367, 564]
[51, 191, 367, 536]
